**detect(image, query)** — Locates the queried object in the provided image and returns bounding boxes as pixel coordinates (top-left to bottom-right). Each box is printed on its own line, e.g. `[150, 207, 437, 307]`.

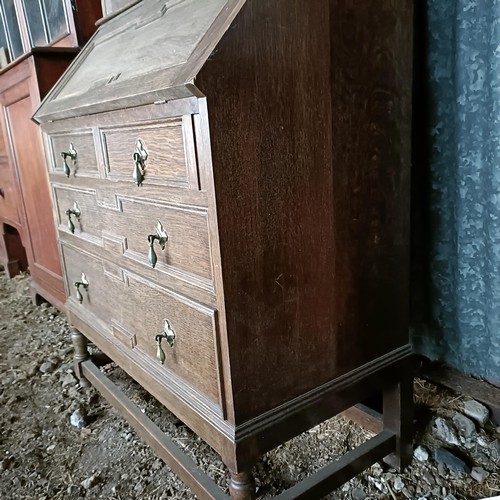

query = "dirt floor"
[0, 270, 499, 499]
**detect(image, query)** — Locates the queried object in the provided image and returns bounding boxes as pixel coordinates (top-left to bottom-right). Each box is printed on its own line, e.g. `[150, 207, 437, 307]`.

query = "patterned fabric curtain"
[411, 0, 500, 382]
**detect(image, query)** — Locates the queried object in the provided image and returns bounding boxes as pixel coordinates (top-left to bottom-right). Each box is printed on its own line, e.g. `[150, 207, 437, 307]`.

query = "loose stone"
[81, 473, 99, 490]
[393, 477, 404, 491]
[39, 361, 56, 374]
[70, 408, 88, 429]
[413, 445, 429, 462]
[463, 400, 489, 426]
[435, 447, 471, 474]
[452, 413, 476, 437]
[434, 417, 460, 445]
[471, 466, 488, 483]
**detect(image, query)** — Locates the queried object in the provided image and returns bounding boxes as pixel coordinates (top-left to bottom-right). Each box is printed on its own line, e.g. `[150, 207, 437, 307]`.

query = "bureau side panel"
[196, 0, 413, 423]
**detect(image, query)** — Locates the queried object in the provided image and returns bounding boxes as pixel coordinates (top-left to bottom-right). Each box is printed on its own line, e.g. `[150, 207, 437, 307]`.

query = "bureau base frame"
[74, 339, 413, 499]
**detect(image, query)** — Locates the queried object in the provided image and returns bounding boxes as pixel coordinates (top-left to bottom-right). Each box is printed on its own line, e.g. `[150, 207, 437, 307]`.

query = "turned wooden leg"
[71, 329, 91, 388]
[383, 373, 413, 471]
[229, 471, 256, 500]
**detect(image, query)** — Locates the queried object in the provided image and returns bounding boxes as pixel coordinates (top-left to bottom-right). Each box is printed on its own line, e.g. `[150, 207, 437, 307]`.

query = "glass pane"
[23, 0, 48, 47]
[42, 0, 67, 42]
[2, 0, 23, 59]
[0, 15, 9, 58]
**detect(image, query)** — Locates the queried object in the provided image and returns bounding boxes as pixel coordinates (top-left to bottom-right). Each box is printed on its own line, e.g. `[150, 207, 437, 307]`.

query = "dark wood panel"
[196, 0, 413, 423]
[32, 48, 78, 99]
[71, 0, 103, 45]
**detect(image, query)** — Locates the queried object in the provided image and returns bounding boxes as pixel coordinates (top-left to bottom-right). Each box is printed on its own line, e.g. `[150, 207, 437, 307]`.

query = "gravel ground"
[0, 270, 499, 499]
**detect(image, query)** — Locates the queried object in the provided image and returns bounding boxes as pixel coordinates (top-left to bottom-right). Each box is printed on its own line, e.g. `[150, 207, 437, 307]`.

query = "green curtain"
[412, 0, 500, 382]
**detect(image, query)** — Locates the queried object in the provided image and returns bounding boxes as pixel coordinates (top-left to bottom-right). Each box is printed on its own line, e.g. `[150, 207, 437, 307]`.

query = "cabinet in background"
[0, 0, 101, 308]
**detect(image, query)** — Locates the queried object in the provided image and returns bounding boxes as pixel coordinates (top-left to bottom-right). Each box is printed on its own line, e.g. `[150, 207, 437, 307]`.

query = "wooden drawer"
[47, 129, 99, 177]
[61, 242, 222, 410]
[53, 184, 213, 288]
[99, 115, 199, 189]
[116, 274, 222, 407]
[62, 243, 113, 324]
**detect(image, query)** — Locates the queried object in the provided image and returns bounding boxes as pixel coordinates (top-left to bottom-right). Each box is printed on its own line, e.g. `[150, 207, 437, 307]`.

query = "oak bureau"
[34, 0, 414, 497]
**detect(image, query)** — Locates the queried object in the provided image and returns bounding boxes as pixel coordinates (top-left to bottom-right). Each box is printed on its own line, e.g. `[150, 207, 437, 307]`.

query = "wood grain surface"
[52, 185, 213, 283]
[101, 117, 194, 185]
[48, 130, 99, 177]
[196, 0, 413, 422]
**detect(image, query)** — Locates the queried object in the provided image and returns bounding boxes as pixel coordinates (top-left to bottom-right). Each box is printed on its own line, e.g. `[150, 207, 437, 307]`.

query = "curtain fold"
[412, 0, 500, 382]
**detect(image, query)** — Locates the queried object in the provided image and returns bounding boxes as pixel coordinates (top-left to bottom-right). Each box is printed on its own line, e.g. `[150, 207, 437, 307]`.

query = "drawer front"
[53, 185, 213, 286]
[47, 130, 99, 177]
[99, 115, 199, 189]
[61, 242, 222, 409]
[61, 243, 113, 322]
[115, 274, 222, 406]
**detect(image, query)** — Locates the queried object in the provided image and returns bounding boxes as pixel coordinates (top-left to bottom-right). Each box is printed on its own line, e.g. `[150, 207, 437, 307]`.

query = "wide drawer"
[53, 184, 213, 288]
[61, 242, 223, 409]
[46, 129, 99, 178]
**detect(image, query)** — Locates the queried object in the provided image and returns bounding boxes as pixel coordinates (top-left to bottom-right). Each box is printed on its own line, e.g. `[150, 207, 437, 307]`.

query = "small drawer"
[61, 243, 113, 321]
[47, 130, 99, 177]
[52, 185, 213, 287]
[99, 115, 199, 189]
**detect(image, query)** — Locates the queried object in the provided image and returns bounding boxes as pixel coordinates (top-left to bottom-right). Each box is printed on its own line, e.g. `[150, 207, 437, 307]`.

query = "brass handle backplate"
[147, 221, 168, 268]
[155, 319, 176, 364]
[65, 202, 81, 234]
[73, 272, 89, 304]
[133, 139, 148, 186]
[60, 143, 77, 178]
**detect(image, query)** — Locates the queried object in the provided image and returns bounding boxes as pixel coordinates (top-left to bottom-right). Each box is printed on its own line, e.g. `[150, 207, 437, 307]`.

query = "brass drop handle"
[133, 139, 148, 186]
[60, 143, 77, 177]
[155, 319, 176, 364]
[73, 273, 89, 304]
[147, 221, 168, 268]
[65, 202, 81, 234]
